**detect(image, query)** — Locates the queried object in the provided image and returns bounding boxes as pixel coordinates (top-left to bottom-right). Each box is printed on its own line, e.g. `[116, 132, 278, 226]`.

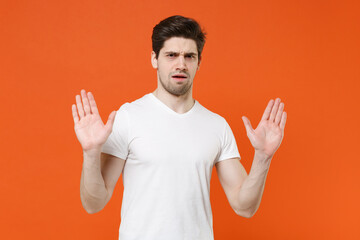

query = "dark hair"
[152, 15, 207, 60]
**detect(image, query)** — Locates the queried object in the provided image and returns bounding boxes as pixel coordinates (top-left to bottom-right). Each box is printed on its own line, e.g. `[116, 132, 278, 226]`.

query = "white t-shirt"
[101, 93, 241, 240]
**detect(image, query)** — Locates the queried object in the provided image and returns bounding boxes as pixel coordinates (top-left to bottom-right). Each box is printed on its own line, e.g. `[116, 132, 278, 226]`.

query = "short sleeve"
[101, 103, 130, 160]
[215, 118, 241, 163]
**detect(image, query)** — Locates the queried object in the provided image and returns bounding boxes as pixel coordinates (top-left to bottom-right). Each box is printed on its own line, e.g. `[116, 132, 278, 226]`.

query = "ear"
[151, 51, 158, 69]
[197, 55, 201, 70]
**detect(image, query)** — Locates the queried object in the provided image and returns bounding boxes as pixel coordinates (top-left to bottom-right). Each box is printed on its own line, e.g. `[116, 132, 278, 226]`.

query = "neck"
[152, 88, 195, 114]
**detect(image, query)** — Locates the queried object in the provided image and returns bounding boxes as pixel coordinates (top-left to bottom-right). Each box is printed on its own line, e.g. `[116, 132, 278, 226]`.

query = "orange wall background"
[1, 0, 359, 239]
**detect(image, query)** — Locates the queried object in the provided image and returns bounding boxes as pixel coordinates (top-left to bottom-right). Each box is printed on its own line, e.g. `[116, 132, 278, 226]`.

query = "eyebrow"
[164, 51, 198, 56]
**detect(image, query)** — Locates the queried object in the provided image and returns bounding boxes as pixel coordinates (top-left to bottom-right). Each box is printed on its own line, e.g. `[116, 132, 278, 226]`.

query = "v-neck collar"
[148, 93, 199, 117]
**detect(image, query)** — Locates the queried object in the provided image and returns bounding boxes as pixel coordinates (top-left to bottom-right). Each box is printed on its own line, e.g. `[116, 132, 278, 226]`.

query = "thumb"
[242, 116, 254, 135]
[105, 111, 116, 133]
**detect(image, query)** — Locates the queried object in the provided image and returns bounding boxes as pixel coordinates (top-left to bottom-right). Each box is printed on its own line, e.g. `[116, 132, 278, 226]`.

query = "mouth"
[171, 73, 188, 82]
[172, 74, 188, 78]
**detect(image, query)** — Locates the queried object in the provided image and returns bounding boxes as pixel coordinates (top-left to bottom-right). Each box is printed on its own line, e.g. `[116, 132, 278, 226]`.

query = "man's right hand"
[72, 89, 116, 153]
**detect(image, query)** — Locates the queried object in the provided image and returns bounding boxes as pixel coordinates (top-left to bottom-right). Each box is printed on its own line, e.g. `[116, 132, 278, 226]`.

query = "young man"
[72, 15, 287, 240]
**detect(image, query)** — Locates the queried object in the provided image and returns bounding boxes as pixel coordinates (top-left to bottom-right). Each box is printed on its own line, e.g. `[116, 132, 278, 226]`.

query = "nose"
[176, 55, 187, 71]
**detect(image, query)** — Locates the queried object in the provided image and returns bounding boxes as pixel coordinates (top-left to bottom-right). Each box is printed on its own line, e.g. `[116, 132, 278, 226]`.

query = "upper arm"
[100, 152, 126, 204]
[215, 157, 248, 212]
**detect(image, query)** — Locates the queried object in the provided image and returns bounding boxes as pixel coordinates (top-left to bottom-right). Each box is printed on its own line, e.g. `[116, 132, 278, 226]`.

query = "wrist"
[83, 149, 102, 167]
[83, 148, 102, 157]
[253, 150, 273, 168]
[248, 151, 272, 178]
[254, 150, 273, 161]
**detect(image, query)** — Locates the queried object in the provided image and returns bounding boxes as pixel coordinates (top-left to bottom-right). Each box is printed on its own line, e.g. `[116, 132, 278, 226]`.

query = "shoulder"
[194, 102, 229, 135]
[113, 94, 151, 128]
[116, 93, 151, 113]
[196, 101, 227, 125]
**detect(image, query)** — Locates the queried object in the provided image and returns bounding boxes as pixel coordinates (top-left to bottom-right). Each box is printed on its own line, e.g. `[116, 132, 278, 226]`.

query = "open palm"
[242, 98, 287, 158]
[72, 90, 116, 151]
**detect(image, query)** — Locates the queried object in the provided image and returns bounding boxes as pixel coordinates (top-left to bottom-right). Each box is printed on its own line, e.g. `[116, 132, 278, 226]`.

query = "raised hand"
[72, 89, 116, 152]
[242, 98, 287, 159]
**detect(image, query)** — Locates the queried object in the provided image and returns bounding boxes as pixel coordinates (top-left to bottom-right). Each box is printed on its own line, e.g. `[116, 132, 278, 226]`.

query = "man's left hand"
[242, 98, 287, 159]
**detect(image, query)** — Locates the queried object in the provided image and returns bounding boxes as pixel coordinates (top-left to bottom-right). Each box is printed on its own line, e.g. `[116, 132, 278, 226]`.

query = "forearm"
[235, 151, 272, 218]
[80, 150, 108, 214]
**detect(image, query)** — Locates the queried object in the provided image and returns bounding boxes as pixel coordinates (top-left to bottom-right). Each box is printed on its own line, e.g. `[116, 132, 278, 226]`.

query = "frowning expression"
[151, 37, 201, 96]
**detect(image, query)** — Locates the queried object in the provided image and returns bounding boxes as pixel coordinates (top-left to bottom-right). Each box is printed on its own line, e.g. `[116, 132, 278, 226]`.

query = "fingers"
[274, 102, 284, 125]
[72, 104, 79, 124]
[105, 111, 117, 133]
[261, 98, 286, 126]
[280, 111, 287, 131]
[76, 94, 84, 119]
[87, 91, 99, 115]
[261, 99, 274, 121]
[81, 89, 91, 115]
[74, 89, 94, 122]
[269, 98, 281, 121]
[242, 116, 254, 135]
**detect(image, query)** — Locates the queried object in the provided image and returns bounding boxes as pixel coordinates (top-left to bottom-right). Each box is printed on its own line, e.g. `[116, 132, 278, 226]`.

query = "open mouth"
[172, 76, 187, 79]
[171, 74, 188, 80]
[172, 75, 187, 82]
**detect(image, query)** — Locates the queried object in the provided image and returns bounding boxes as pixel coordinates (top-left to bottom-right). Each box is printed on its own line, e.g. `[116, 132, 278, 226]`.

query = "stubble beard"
[158, 73, 193, 97]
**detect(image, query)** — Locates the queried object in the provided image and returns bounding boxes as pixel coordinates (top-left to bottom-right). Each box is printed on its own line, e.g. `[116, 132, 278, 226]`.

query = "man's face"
[151, 37, 201, 97]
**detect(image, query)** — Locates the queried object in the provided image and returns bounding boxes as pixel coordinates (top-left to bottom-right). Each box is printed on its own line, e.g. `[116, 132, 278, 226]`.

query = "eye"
[185, 55, 195, 59]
